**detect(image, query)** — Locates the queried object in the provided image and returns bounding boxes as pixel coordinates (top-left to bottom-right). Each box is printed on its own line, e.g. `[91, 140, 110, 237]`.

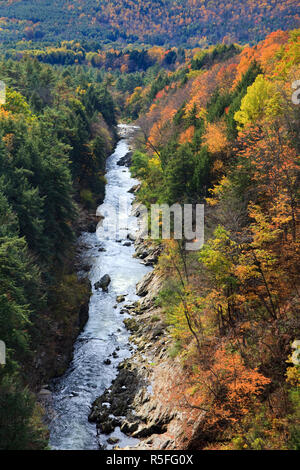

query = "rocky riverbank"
[88, 211, 203, 450]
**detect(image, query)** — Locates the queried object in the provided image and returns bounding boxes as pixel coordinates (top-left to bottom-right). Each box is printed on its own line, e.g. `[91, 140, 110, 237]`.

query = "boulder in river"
[127, 233, 136, 242]
[120, 308, 129, 315]
[94, 274, 111, 292]
[107, 437, 120, 445]
[98, 419, 116, 434]
[117, 151, 132, 167]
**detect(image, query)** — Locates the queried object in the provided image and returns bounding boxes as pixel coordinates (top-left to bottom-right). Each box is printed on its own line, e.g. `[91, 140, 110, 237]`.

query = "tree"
[0, 374, 48, 450]
[183, 346, 271, 434]
[234, 75, 278, 129]
[164, 144, 196, 203]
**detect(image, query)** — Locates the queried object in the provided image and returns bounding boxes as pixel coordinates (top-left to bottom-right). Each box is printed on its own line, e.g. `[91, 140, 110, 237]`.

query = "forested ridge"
[0, 0, 299, 46]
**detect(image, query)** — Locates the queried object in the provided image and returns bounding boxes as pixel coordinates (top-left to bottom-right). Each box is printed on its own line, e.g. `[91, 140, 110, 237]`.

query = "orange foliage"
[233, 30, 290, 88]
[166, 345, 270, 432]
[203, 122, 228, 153]
[216, 63, 238, 93]
[179, 125, 195, 144]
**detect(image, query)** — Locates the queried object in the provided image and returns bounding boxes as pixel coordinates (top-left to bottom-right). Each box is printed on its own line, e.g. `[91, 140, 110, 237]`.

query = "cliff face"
[89, 217, 203, 450]
[28, 220, 93, 393]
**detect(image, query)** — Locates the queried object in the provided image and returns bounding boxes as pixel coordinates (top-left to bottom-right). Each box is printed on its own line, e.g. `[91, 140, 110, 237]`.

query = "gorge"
[49, 125, 151, 450]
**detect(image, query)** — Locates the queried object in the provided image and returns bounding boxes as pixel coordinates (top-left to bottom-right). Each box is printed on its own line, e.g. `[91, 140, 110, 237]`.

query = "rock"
[98, 420, 116, 435]
[151, 324, 165, 340]
[39, 388, 52, 396]
[81, 264, 91, 272]
[128, 184, 140, 194]
[107, 437, 120, 445]
[121, 420, 139, 434]
[117, 151, 132, 167]
[116, 295, 126, 303]
[124, 318, 138, 332]
[132, 412, 172, 438]
[136, 271, 154, 297]
[123, 241, 131, 247]
[79, 300, 89, 330]
[98, 247, 106, 252]
[94, 274, 111, 292]
[104, 359, 111, 365]
[144, 258, 156, 266]
[161, 439, 172, 450]
[135, 244, 161, 264]
[112, 351, 118, 358]
[124, 302, 139, 310]
[127, 232, 136, 242]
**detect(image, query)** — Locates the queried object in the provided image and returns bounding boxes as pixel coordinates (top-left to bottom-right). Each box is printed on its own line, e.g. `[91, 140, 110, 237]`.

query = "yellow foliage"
[203, 122, 228, 153]
[234, 75, 280, 129]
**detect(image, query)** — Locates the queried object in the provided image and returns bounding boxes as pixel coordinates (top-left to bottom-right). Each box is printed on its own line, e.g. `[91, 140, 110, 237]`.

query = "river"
[49, 124, 151, 450]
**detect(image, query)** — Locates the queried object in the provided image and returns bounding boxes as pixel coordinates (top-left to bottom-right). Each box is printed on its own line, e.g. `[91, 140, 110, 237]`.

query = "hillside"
[112, 28, 300, 450]
[0, 56, 117, 449]
[0, 0, 299, 46]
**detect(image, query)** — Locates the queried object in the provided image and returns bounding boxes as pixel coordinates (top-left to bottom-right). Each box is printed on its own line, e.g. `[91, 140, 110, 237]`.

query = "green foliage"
[191, 44, 240, 70]
[288, 388, 300, 450]
[3, 89, 33, 118]
[206, 90, 232, 123]
[0, 374, 48, 450]
[230, 388, 300, 450]
[164, 144, 197, 203]
[226, 61, 262, 139]
[168, 340, 182, 358]
[148, 72, 170, 102]
[80, 189, 96, 210]
[130, 150, 150, 179]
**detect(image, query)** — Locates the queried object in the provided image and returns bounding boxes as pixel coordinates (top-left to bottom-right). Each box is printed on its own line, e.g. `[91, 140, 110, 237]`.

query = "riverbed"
[49, 124, 151, 450]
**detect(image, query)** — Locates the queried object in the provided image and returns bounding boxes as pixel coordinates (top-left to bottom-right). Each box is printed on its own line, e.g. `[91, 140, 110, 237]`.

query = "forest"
[0, 0, 299, 453]
[0, 0, 299, 47]
[0, 57, 116, 448]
